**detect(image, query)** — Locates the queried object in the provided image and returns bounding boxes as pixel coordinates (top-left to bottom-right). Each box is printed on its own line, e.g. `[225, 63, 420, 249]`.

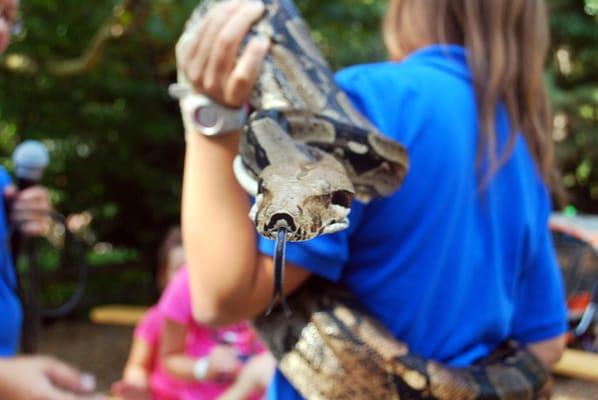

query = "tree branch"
[2, 0, 149, 77]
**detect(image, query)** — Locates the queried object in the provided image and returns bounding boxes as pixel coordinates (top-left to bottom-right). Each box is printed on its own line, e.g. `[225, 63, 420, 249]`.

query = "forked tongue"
[265, 227, 292, 317]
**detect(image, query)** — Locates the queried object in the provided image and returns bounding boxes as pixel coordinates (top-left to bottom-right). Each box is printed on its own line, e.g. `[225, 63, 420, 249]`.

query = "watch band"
[169, 83, 248, 137]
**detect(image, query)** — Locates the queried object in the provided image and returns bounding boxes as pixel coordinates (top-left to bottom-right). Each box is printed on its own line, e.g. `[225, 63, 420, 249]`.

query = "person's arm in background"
[0, 356, 97, 400]
[121, 338, 153, 386]
[513, 192, 568, 368]
[161, 319, 241, 382]
[160, 318, 196, 381]
[178, 0, 311, 327]
[528, 336, 566, 368]
[216, 352, 276, 400]
[111, 337, 153, 400]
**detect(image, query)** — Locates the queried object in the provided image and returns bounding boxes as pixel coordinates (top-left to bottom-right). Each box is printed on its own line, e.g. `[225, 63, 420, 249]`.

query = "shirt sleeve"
[0, 168, 12, 190]
[0, 167, 13, 229]
[333, 64, 424, 147]
[511, 195, 568, 344]
[158, 267, 192, 325]
[133, 306, 161, 345]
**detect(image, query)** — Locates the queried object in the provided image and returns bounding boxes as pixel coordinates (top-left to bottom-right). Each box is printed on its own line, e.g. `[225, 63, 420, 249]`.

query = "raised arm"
[178, 0, 310, 326]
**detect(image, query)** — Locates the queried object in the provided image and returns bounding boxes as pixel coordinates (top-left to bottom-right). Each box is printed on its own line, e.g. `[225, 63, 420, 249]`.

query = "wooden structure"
[89, 305, 148, 327]
[553, 349, 598, 382]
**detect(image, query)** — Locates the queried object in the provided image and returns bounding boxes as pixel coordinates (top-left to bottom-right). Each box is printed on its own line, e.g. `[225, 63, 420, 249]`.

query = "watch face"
[194, 105, 223, 134]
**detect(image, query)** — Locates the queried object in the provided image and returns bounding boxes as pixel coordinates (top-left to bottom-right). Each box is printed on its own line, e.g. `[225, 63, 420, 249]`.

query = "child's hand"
[111, 380, 151, 400]
[216, 352, 276, 400]
[206, 345, 242, 382]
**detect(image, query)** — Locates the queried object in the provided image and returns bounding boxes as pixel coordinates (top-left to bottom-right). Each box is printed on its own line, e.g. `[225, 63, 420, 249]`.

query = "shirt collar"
[401, 44, 471, 79]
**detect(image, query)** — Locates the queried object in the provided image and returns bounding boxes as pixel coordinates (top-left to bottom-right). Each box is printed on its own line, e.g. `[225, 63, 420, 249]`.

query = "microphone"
[12, 140, 50, 190]
[9, 141, 50, 354]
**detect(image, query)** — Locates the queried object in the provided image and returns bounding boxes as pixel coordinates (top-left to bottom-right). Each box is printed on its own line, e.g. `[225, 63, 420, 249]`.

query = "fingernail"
[81, 374, 96, 391]
[254, 35, 270, 50]
[249, 0, 265, 13]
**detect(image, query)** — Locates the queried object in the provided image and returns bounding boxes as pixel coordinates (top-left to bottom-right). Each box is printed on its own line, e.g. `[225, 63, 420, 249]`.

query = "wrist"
[170, 83, 248, 138]
[193, 357, 210, 381]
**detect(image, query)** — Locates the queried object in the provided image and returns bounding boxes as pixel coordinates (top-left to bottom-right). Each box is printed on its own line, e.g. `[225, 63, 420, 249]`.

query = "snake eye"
[331, 190, 353, 208]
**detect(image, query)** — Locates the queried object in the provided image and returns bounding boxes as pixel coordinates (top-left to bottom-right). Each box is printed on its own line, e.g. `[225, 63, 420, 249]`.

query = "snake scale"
[177, 1, 552, 398]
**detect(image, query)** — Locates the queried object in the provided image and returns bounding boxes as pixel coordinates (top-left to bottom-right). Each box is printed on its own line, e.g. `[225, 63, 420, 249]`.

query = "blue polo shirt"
[259, 45, 567, 399]
[0, 167, 21, 356]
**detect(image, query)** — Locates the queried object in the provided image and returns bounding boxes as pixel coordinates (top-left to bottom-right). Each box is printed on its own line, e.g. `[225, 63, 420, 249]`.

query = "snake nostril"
[266, 213, 297, 232]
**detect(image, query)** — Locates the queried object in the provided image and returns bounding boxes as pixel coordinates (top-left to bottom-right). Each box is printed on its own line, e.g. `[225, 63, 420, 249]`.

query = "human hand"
[239, 352, 276, 389]
[5, 185, 52, 237]
[206, 345, 242, 382]
[216, 352, 276, 400]
[110, 380, 151, 400]
[0, 355, 102, 400]
[176, 0, 270, 107]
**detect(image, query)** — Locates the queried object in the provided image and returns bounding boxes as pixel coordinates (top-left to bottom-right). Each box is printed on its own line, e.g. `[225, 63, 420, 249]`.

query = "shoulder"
[334, 62, 430, 143]
[335, 62, 423, 100]
[142, 305, 162, 324]
[134, 305, 163, 341]
[161, 267, 190, 304]
[335, 46, 473, 107]
[158, 267, 192, 324]
[333, 49, 476, 146]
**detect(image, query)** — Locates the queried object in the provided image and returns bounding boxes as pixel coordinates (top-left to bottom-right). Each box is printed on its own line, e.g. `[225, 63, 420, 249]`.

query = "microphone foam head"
[12, 140, 50, 182]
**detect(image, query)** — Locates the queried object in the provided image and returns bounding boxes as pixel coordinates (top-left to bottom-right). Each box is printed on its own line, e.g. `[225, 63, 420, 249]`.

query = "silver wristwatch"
[169, 83, 248, 137]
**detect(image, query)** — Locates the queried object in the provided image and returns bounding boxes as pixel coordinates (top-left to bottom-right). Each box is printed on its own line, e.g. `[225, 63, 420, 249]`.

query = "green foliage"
[299, 0, 388, 68]
[0, 0, 596, 306]
[548, 0, 598, 211]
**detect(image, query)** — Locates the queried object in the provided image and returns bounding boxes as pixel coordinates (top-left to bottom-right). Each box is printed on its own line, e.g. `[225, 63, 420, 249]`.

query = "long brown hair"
[156, 226, 182, 290]
[384, 0, 559, 192]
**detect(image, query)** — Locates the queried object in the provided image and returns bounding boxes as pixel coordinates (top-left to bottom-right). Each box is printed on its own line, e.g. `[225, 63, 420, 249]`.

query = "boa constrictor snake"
[176, 1, 552, 398]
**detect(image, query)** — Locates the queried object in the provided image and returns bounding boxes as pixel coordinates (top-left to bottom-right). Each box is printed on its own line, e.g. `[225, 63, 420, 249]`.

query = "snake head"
[249, 157, 355, 242]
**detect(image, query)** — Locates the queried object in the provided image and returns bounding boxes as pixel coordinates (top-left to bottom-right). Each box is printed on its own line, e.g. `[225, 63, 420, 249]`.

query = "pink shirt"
[134, 306, 189, 400]
[159, 267, 266, 400]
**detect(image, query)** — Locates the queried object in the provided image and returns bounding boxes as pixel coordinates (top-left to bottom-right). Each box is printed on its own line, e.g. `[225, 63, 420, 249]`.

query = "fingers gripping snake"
[177, 1, 552, 398]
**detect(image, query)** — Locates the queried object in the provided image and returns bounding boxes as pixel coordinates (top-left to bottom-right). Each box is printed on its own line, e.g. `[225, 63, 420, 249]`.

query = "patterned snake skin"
[254, 279, 552, 399]
[176, 1, 553, 398]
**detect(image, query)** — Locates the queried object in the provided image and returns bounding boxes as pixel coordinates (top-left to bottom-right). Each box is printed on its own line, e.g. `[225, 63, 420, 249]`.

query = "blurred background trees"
[0, 0, 596, 308]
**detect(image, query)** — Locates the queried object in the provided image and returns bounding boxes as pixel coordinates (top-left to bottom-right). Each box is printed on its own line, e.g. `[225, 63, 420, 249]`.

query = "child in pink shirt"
[159, 267, 271, 400]
[112, 227, 188, 400]
[113, 227, 273, 400]
[130, 305, 189, 400]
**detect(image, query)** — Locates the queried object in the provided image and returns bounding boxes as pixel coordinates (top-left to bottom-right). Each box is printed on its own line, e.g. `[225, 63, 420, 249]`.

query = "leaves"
[548, 0, 598, 209]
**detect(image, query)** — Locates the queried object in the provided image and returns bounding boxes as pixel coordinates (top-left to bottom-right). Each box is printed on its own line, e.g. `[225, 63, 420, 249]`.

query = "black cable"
[10, 208, 88, 352]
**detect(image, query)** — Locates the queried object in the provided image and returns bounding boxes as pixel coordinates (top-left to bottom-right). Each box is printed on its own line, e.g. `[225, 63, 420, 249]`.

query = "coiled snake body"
[177, 1, 552, 398]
